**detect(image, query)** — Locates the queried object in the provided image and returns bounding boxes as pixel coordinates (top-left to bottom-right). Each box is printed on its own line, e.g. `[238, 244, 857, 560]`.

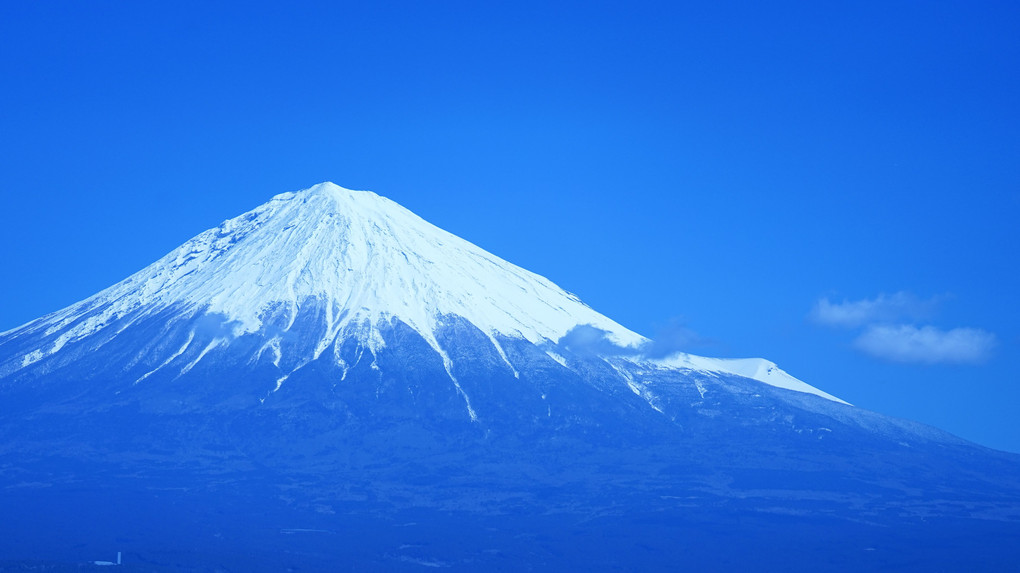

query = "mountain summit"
[8, 182, 639, 366]
[1, 182, 1017, 571]
[0, 182, 840, 408]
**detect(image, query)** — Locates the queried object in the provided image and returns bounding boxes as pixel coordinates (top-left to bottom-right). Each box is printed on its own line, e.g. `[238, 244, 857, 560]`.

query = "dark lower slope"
[1, 312, 1019, 571]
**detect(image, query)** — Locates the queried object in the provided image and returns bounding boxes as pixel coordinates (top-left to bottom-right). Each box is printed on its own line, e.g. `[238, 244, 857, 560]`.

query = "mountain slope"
[0, 182, 841, 408]
[0, 182, 1018, 572]
[4, 183, 641, 357]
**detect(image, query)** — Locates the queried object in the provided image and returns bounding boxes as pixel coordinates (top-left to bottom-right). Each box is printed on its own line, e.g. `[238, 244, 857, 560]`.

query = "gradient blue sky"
[2, 2, 1018, 451]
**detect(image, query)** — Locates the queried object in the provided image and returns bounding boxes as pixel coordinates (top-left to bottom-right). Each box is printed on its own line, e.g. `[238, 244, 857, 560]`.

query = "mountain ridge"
[0, 182, 842, 405]
[1, 182, 1019, 571]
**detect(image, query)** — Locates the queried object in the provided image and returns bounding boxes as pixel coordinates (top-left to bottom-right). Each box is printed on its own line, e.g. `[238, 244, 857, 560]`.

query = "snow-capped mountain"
[9, 182, 642, 362]
[0, 182, 842, 411]
[2, 182, 1018, 572]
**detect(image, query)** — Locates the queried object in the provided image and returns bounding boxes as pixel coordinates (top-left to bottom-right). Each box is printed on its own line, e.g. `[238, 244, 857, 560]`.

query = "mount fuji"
[1, 183, 1018, 571]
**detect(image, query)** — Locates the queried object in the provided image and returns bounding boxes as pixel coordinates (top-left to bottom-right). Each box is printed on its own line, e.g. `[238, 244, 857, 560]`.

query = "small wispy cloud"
[810, 292, 941, 328]
[558, 320, 707, 359]
[559, 324, 637, 357]
[643, 318, 708, 358]
[810, 290, 996, 366]
[853, 325, 996, 365]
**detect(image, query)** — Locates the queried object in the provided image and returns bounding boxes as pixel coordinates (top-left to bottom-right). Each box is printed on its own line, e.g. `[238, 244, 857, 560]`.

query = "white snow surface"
[634, 353, 850, 405]
[2, 182, 848, 406]
[6, 182, 644, 359]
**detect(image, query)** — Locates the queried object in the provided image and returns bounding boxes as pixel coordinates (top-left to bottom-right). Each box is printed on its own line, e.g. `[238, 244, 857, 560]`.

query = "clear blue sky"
[1, 2, 1018, 451]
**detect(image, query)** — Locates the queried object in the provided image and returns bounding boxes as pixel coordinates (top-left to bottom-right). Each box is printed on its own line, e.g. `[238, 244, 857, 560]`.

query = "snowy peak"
[6, 183, 644, 367]
[638, 353, 849, 405]
[1, 182, 847, 407]
[191, 182, 643, 347]
[269, 181, 402, 228]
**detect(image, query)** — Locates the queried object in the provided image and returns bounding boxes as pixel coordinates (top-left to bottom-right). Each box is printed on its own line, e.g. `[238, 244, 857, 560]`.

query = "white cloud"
[810, 292, 940, 328]
[643, 318, 709, 358]
[853, 325, 996, 365]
